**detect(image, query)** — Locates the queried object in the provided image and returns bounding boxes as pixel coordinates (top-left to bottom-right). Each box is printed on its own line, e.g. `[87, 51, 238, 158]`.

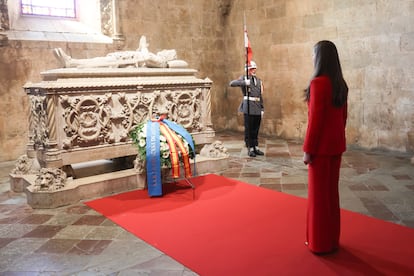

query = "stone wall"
[0, 0, 413, 162]
[223, 0, 414, 152]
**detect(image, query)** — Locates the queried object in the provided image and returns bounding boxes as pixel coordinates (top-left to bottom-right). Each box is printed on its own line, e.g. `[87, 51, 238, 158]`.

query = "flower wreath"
[129, 116, 196, 196]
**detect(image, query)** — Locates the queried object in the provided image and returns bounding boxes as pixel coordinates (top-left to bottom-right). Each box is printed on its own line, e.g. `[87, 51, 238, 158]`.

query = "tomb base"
[11, 155, 228, 209]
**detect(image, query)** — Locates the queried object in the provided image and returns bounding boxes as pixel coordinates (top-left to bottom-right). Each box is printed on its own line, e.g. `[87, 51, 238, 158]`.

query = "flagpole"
[244, 11, 251, 152]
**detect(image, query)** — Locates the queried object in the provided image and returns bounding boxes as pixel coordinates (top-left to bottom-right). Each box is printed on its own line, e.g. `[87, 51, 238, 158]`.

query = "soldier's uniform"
[229, 61, 264, 157]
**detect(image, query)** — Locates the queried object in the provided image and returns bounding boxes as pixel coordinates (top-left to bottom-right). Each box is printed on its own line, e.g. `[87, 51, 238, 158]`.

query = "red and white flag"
[244, 17, 253, 66]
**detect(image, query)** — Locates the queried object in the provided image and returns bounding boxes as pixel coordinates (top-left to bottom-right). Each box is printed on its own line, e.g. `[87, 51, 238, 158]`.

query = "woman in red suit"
[303, 40, 348, 254]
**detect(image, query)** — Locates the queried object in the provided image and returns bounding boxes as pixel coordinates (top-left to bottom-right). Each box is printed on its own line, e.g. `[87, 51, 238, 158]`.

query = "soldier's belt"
[243, 96, 261, 102]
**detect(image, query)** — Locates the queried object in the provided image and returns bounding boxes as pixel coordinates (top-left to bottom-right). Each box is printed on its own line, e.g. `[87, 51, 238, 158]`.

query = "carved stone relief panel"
[57, 88, 205, 150]
[29, 94, 49, 149]
[100, 0, 113, 37]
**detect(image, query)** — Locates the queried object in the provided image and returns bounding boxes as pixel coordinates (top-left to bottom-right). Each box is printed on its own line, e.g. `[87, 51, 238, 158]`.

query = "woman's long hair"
[304, 40, 348, 107]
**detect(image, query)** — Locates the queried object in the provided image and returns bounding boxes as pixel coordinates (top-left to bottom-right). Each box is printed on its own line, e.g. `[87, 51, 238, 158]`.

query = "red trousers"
[306, 154, 342, 253]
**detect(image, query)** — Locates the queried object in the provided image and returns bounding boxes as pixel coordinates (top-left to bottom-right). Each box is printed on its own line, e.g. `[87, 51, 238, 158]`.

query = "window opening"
[21, 0, 76, 18]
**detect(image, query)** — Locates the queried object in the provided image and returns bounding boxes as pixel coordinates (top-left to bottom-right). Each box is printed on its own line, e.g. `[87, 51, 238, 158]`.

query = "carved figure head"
[33, 168, 67, 192]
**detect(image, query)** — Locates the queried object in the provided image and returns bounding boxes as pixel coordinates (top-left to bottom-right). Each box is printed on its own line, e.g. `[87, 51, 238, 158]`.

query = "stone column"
[111, 0, 125, 50]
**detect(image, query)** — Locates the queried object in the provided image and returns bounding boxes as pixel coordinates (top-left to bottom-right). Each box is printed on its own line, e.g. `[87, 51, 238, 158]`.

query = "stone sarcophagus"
[24, 67, 214, 169]
[10, 42, 230, 209]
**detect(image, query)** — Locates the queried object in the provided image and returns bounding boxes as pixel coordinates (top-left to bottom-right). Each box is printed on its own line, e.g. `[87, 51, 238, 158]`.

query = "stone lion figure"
[11, 155, 38, 175]
[33, 168, 67, 192]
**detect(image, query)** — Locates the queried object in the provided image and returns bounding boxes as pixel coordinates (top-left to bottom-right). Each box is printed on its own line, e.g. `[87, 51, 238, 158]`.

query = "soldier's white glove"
[261, 111, 264, 117]
[244, 79, 251, 86]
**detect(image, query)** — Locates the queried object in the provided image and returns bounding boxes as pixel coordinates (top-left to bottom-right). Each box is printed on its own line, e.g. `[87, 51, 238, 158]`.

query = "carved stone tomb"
[10, 67, 229, 208]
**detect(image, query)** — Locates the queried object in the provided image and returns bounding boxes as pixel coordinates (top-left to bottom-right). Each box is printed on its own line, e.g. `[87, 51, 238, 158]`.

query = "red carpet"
[85, 174, 414, 275]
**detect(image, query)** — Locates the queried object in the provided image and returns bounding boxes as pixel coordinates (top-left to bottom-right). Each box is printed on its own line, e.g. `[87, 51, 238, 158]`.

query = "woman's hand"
[303, 152, 312, 165]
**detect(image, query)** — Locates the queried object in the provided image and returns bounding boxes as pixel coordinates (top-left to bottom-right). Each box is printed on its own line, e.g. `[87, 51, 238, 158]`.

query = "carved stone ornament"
[133, 157, 145, 174]
[11, 155, 39, 175]
[0, 0, 10, 31]
[200, 140, 229, 158]
[100, 0, 113, 37]
[59, 89, 204, 149]
[60, 94, 112, 149]
[32, 168, 67, 192]
[29, 94, 49, 148]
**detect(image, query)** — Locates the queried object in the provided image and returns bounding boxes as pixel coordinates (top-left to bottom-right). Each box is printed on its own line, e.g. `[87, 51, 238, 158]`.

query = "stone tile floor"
[0, 131, 413, 275]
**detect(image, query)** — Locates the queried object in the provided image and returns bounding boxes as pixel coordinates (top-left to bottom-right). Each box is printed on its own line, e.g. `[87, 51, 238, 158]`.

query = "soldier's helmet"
[246, 60, 257, 70]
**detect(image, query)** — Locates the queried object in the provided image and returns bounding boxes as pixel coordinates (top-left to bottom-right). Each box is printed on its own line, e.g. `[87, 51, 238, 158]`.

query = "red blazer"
[303, 75, 347, 155]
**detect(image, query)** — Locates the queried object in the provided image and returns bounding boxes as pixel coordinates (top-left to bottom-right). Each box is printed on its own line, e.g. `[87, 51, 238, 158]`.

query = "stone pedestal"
[15, 155, 228, 209]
